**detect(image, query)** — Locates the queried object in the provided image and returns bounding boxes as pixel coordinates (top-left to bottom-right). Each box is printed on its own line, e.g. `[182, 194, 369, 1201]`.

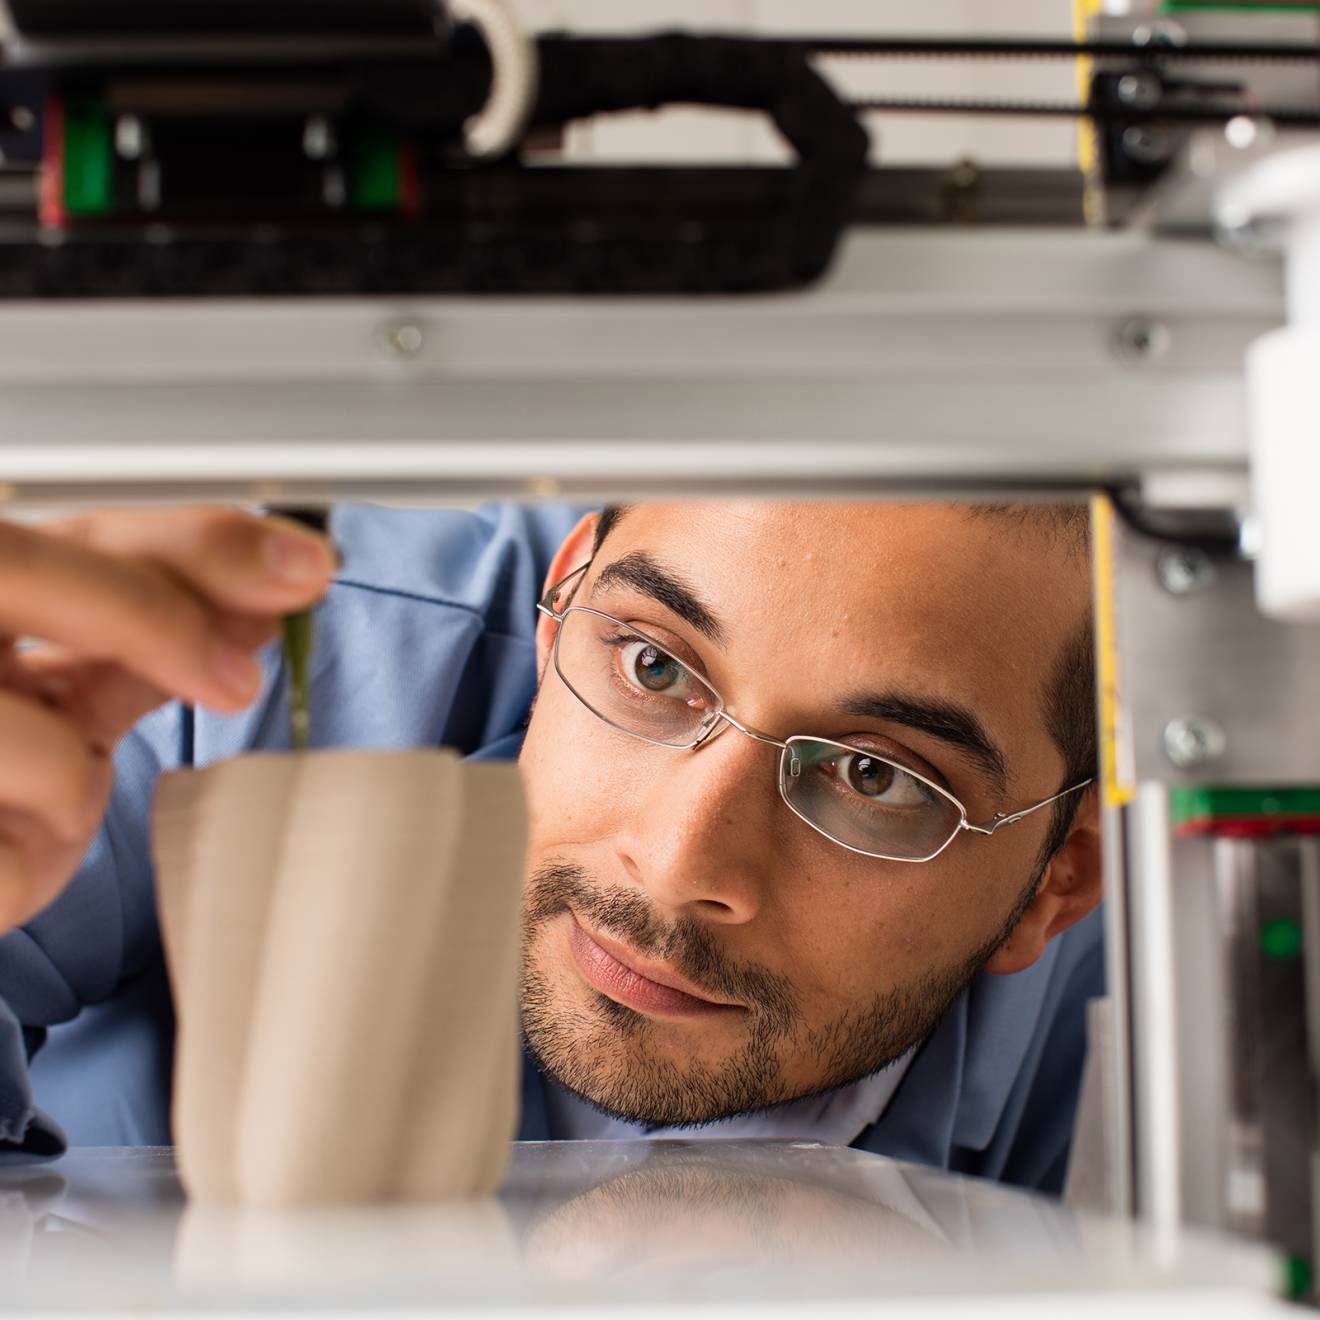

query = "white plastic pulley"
[446, 0, 539, 159]
[1217, 145, 1320, 621]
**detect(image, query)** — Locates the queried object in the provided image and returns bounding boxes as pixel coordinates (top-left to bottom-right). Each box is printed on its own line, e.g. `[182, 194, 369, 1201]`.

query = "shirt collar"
[540, 1049, 916, 1147]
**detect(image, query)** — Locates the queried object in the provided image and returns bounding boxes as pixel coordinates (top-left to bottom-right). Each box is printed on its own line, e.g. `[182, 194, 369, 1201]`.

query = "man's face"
[517, 502, 1094, 1126]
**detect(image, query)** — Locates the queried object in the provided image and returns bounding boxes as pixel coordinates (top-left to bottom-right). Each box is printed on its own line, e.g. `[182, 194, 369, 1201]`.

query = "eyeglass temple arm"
[963, 777, 1095, 837]
[537, 562, 592, 620]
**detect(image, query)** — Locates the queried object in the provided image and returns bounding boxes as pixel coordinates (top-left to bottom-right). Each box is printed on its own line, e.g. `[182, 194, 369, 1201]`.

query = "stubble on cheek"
[517, 862, 803, 1126]
[517, 857, 1021, 1127]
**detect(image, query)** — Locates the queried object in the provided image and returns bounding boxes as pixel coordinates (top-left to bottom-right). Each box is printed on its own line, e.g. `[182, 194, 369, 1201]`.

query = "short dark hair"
[593, 504, 627, 556]
[1037, 613, 1095, 864]
[590, 501, 1095, 868]
[964, 504, 1096, 872]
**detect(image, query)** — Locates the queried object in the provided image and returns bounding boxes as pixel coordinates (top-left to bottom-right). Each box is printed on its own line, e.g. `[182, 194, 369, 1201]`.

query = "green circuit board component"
[1171, 786, 1320, 838]
[63, 98, 114, 216]
[350, 134, 402, 211]
[1156, 1, 1320, 9]
[1160, 1, 1319, 10]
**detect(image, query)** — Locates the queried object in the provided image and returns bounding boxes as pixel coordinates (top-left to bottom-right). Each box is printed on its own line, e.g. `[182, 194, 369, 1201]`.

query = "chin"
[519, 929, 799, 1128]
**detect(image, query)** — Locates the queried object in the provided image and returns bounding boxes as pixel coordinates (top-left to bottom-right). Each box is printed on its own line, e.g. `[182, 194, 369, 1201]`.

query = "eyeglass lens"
[554, 609, 964, 860]
[778, 737, 962, 861]
[554, 607, 722, 747]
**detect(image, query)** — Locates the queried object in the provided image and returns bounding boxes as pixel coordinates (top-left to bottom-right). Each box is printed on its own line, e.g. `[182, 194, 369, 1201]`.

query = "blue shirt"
[0, 502, 1103, 1192]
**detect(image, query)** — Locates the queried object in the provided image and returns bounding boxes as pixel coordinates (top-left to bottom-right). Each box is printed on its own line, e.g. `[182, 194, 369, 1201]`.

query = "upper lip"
[572, 914, 742, 1008]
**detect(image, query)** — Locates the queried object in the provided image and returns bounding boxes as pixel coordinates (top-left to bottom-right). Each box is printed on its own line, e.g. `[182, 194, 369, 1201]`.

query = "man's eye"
[618, 639, 691, 697]
[831, 753, 932, 809]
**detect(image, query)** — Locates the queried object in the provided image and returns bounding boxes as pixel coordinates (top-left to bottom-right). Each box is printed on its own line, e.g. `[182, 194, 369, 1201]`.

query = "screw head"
[115, 114, 145, 161]
[1113, 315, 1171, 364]
[380, 319, 426, 359]
[1156, 547, 1215, 595]
[1163, 717, 1226, 769]
[949, 156, 979, 189]
[1121, 124, 1171, 166]
[9, 105, 35, 133]
[1117, 73, 1161, 111]
[1132, 20, 1187, 48]
[303, 115, 336, 161]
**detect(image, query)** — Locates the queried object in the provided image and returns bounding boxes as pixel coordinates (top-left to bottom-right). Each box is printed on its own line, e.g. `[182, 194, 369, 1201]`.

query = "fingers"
[0, 689, 102, 848]
[5, 631, 172, 749]
[213, 612, 283, 656]
[0, 525, 254, 712]
[0, 513, 312, 712]
[0, 504, 321, 933]
[51, 507, 336, 618]
[14, 606, 280, 747]
[14, 649, 171, 751]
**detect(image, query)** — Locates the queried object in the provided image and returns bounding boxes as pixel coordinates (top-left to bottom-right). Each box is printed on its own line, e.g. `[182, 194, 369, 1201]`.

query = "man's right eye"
[616, 638, 691, 696]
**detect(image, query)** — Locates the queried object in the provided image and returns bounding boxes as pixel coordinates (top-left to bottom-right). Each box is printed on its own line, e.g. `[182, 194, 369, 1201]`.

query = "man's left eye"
[844, 754, 895, 797]
[620, 639, 691, 696]
[834, 752, 932, 808]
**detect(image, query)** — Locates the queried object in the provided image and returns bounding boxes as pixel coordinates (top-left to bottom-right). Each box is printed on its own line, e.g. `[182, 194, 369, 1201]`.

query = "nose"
[609, 723, 779, 925]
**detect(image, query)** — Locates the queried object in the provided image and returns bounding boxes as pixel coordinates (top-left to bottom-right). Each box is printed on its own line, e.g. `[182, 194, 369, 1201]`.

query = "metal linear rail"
[796, 36, 1320, 62]
[0, 227, 1283, 506]
[850, 100, 1320, 128]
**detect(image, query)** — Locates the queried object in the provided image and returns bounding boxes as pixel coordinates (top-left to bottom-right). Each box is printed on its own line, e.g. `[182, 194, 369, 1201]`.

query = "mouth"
[566, 913, 744, 1019]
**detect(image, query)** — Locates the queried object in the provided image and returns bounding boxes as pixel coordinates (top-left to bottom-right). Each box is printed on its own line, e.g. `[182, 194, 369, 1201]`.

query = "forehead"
[594, 501, 1090, 781]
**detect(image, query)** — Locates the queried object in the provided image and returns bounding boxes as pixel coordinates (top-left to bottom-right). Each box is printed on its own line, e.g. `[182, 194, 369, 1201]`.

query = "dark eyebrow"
[838, 690, 1009, 797]
[590, 551, 726, 646]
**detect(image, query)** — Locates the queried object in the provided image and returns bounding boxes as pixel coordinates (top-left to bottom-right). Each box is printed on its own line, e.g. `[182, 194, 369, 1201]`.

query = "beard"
[519, 860, 1036, 1129]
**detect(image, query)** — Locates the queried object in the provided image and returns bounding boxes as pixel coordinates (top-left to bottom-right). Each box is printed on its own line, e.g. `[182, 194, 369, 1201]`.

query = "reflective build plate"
[0, 1142, 1286, 1315]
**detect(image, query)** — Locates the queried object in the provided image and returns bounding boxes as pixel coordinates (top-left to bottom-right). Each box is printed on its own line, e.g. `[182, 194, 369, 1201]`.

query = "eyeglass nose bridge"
[696, 707, 793, 760]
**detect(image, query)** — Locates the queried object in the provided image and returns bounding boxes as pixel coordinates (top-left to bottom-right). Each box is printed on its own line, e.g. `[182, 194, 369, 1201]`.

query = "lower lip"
[567, 917, 736, 1019]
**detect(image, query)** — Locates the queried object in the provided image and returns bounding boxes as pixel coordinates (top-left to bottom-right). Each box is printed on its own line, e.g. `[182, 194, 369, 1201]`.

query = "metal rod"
[798, 37, 1320, 63]
[1128, 782, 1184, 1235]
[849, 97, 1320, 127]
[1101, 798, 1135, 1217]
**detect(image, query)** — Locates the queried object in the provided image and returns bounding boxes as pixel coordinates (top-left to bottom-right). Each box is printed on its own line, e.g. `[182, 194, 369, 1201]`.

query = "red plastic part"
[38, 93, 67, 229]
[1175, 816, 1320, 840]
[399, 142, 423, 222]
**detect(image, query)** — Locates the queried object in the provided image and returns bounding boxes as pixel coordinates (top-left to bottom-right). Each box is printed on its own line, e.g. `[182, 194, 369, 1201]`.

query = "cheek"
[775, 855, 1011, 1008]
[758, 860, 912, 1011]
[519, 681, 638, 846]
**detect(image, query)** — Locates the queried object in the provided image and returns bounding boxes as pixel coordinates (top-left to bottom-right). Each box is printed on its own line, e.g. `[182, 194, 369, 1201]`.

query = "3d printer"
[2, 0, 1320, 1300]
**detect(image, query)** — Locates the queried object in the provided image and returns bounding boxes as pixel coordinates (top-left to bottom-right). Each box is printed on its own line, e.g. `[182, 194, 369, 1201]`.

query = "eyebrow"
[838, 690, 1009, 797]
[591, 551, 727, 646]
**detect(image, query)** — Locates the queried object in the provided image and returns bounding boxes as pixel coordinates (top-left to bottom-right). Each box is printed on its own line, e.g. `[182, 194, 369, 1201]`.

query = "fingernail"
[212, 643, 261, 700]
[266, 532, 330, 585]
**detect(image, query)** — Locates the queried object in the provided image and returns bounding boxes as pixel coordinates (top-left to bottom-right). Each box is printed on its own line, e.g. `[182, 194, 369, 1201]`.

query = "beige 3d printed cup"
[151, 748, 526, 1207]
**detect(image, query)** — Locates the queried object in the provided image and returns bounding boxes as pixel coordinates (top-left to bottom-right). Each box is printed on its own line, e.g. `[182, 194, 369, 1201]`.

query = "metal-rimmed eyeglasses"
[538, 563, 1092, 864]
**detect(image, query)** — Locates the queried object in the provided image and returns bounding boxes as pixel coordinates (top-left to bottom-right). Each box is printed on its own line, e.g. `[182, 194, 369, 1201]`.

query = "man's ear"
[535, 511, 601, 680]
[985, 788, 1102, 976]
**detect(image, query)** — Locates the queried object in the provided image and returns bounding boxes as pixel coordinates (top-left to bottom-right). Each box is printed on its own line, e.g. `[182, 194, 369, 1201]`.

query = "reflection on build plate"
[0, 1141, 1275, 1307]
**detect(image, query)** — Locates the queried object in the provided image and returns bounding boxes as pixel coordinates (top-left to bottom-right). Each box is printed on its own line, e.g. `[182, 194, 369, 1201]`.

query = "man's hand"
[0, 506, 336, 932]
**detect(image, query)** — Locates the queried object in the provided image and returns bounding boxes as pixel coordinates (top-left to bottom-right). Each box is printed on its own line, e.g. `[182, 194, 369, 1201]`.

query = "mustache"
[525, 862, 798, 1031]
